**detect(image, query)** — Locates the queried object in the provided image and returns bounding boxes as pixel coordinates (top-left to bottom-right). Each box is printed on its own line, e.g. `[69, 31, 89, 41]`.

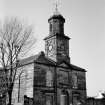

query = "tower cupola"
[48, 6, 65, 36]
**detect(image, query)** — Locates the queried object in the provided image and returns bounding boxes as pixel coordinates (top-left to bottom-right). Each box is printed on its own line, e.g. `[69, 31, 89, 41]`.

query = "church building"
[12, 8, 87, 105]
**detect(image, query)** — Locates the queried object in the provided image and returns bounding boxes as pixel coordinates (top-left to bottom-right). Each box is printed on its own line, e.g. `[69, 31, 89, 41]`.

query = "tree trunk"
[8, 90, 12, 105]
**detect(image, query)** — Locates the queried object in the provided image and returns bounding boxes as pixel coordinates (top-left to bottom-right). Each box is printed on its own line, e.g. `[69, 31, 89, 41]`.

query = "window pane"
[46, 71, 53, 87]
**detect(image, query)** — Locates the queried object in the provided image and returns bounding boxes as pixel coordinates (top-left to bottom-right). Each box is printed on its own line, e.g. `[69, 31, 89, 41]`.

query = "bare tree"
[0, 17, 36, 105]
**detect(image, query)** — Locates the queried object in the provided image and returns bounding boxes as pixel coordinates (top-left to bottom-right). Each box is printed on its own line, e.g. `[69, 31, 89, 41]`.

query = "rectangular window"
[50, 24, 52, 32]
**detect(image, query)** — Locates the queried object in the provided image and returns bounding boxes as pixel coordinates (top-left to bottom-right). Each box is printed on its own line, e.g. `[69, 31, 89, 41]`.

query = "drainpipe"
[54, 65, 57, 105]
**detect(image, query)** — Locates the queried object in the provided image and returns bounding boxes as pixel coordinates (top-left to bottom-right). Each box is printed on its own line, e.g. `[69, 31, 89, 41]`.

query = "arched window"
[50, 24, 52, 32]
[72, 93, 81, 105]
[72, 73, 78, 89]
[60, 90, 69, 105]
[46, 70, 53, 87]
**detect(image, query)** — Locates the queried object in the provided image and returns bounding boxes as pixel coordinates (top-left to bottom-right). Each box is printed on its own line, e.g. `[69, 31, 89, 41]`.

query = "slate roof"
[70, 64, 86, 72]
[19, 51, 56, 66]
[57, 60, 86, 72]
[18, 51, 86, 72]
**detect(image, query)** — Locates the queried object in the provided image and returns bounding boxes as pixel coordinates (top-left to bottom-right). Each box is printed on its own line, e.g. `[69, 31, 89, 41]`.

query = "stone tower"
[44, 10, 70, 63]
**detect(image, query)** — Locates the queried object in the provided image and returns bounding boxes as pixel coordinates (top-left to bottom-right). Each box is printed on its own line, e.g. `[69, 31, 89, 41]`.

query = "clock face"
[48, 45, 53, 51]
[47, 39, 55, 56]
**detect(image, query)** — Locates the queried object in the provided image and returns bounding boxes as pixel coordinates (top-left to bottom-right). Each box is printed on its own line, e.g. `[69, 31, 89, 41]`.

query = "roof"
[48, 14, 65, 22]
[0, 51, 85, 72]
[19, 51, 56, 66]
[48, 9, 65, 22]
[57, 60, 86, 72]
[70, 64, 86, 72]
[18, 52, 86, 72]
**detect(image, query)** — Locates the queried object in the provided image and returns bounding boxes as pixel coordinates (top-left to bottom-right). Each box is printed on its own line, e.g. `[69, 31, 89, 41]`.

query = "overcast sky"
[0, 0, 105, 97]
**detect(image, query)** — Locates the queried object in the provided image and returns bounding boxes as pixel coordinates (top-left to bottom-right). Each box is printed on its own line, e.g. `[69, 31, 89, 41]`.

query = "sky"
[0, 0, 105, 97]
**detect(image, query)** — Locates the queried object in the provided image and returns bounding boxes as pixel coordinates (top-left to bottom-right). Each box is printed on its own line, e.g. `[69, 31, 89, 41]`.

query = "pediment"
[36, 56, 50, 64]
[58, 62, 70, 68]
[36, 52, 55, 65]
[19, 51, 56, 66]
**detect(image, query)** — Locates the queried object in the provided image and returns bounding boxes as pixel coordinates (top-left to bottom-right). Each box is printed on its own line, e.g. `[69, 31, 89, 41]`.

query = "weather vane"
[55, 0, 59, 12]
[53, 0, 61, 14]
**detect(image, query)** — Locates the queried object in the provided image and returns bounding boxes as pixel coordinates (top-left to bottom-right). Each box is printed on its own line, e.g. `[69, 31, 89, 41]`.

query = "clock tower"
[44, 10, 70, 63]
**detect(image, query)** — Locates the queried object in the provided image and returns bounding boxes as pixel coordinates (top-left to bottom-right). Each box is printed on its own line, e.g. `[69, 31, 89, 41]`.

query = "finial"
[55, 0, 58, 12]
[54, 0, 60, 15]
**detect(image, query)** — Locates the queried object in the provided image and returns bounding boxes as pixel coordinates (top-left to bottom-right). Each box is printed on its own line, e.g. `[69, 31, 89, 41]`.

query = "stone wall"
[86, 97, 105, 105]
[33, 62, 87, 105]
[56, 67, 87, 105]
[33, 63, 54, 105]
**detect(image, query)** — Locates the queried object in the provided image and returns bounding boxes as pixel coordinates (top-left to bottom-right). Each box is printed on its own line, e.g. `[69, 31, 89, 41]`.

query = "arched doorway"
[60, 90, 69, 105]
